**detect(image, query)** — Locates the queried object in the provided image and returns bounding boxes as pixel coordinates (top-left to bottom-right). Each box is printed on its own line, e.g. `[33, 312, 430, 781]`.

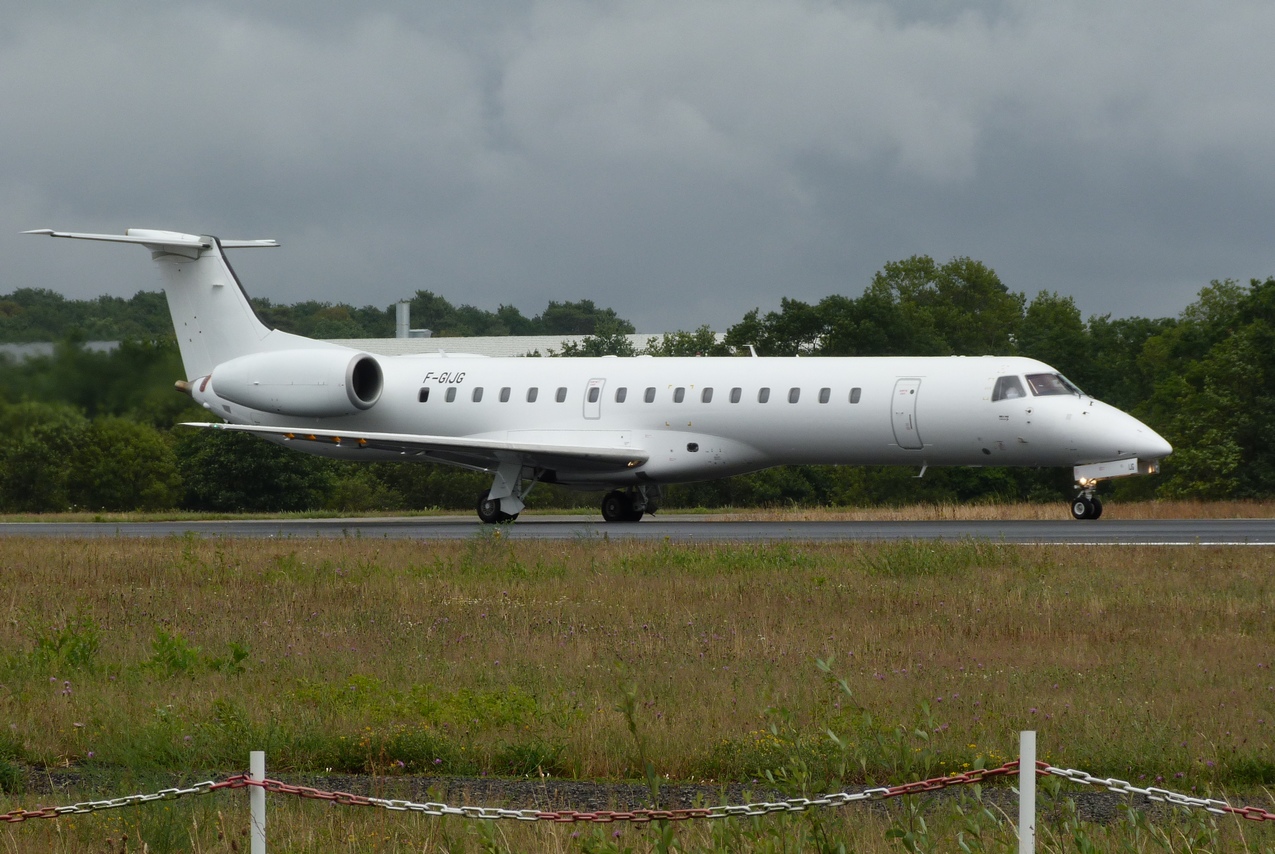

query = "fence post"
[1018, 731, 1035, 854]
[250, 750, 266, 854]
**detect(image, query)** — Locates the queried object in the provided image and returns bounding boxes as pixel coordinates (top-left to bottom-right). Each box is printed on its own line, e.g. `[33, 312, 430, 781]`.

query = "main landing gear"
[476, 489, 519, 524]
[1070, 492, 1103, 520]
[600, 487, 659, 523]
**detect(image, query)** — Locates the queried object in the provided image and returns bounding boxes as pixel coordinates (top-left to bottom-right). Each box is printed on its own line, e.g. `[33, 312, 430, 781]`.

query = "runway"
[3, 516, 1274, 545]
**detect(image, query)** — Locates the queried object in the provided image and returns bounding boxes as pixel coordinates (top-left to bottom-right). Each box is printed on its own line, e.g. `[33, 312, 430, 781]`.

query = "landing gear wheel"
[1070, 495, 1102, 520]
[476, 490, 517, 524]
[601, 490, 643, 522]
[1070, 497, 1092, 520]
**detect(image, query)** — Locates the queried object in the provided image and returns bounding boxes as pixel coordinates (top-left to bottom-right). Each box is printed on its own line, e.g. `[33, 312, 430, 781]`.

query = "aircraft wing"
[181, 422, 648, 474]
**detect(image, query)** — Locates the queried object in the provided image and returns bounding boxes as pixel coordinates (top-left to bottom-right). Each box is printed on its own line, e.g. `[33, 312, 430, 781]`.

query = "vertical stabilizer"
[25, 228, 329, 379]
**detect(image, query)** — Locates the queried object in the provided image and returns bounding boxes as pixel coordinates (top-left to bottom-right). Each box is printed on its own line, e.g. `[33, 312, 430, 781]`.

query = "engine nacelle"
[209, 349, 383, 417]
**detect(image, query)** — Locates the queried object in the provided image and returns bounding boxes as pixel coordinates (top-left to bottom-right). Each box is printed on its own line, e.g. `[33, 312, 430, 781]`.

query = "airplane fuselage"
[192, 351, 1168, 487]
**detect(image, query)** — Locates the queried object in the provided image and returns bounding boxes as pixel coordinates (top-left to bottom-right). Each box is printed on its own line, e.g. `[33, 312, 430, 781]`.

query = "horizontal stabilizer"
[23, 229, 277, 251]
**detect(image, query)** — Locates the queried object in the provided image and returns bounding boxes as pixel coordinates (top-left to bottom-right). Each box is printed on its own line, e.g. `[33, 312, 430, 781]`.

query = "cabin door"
[891, 378, 923, 449]
[584, 378, 605, 419]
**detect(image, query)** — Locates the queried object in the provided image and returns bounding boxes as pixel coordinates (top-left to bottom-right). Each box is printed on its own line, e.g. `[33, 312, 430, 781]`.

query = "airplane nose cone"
[1122, 413, 1171, 459]
[1085, 402, 1172, 462]
[1142, 430, 1172, 460]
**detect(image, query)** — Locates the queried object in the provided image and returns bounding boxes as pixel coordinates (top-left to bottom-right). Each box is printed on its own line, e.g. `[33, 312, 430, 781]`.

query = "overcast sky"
[5, 1, 1274, 332]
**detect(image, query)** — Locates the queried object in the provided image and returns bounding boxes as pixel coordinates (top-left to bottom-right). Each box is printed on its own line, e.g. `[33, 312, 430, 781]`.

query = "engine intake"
[210, 349, 383, 417]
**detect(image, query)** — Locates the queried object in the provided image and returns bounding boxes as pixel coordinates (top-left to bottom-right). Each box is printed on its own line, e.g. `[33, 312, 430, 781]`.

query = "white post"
[1018, 731, 1035, 854]
[250, 750, 266, 854]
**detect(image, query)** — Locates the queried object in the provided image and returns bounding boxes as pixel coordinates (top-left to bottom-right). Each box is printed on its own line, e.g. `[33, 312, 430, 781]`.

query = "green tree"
[69, 418, 183, 510]
[865, 255, 1023, 355]
[1152, 278, 1275, 498]
[1018, 291, 1092, 386]
[555, 318, 638, 356]
[643, 325, 730, 357]
[174, 429, 334, 512]
[0, 402, 91, 512]
[536, 300, 636, 336]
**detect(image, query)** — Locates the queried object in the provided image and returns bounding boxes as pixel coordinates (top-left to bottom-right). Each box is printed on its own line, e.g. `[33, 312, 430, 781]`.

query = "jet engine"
[209, 349, 383, 417]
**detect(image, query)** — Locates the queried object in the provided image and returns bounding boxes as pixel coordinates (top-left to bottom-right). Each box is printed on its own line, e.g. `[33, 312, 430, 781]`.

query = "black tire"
[1070, 497, 1093, 520]
[601, 490, 629, 523]
[476, 490, 516, 524]
[621, 499, 645, 522]
[1090, 496, 1103, 520]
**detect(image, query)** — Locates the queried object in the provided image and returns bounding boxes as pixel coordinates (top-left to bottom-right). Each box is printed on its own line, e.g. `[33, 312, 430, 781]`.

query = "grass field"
[2, 529, 1274, 851]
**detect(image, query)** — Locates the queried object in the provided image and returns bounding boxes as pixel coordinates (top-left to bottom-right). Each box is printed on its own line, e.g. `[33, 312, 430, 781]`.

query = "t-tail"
[23, 228, 335, 380]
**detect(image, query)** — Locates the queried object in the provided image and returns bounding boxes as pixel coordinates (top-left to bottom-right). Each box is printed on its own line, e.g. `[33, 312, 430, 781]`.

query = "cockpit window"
[992, 375, 1026, 401]
[1026, 372, 1083, 397]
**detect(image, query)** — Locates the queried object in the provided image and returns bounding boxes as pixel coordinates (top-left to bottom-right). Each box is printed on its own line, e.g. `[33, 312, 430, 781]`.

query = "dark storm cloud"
[5, 1, 1275, 332]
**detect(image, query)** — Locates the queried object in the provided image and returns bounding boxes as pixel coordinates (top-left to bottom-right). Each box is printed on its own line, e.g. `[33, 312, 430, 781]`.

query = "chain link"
[1044, 766, 1231, 815]
[1, 780, 220, 824]
[1042, 765, 1275, 822]
[6, 760, 1272, 827]
[220, 764, 1020, 823]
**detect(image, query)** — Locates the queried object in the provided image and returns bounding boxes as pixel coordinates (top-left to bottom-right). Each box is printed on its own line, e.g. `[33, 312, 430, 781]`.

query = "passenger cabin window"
[788, 387, 801, 403]
[818, 387, 831, 404]
[615, 387, 627, 403]
[850, 387, 862, 404]
[472, 387, 483, 402]
[758, 388, 770, 403]
[730, 387, 742, 403]
[555, 387, 568, 403]
[588, 387, 600, 403]
[500, 387, 510, 402]
[992, 375, 1027, 401]
[445, 387, 457, 402]
[673, 387, 686, 403]
[418, 388, 429, 403]
[527, 387, 539, 403]
[644, 387, 656, 403]
[702, 388, 713, 403]
[1026, 372, 1082, 396]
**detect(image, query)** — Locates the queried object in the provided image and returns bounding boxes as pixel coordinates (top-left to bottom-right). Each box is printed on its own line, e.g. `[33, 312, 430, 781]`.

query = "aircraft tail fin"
[25, 228, 316, 380]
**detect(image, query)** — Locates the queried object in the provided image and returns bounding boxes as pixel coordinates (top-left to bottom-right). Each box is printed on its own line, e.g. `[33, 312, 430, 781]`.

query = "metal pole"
[1019, 731, 1035, 854]
[250, 750, 266, 854]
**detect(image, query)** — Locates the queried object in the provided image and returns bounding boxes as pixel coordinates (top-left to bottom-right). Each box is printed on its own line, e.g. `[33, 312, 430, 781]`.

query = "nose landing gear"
[1070, 492, 1103, 520]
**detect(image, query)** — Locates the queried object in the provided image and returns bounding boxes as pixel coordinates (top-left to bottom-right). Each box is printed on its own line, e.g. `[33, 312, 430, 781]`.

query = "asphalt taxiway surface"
[3, 516, 1274, 545]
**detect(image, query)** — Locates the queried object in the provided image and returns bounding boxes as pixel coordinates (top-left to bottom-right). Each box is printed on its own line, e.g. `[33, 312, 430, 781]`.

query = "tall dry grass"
[2, 534, 1273, 850]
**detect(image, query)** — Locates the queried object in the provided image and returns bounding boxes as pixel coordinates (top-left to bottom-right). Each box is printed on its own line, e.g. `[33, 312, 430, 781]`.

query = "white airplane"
[27, 228, 1172, 522]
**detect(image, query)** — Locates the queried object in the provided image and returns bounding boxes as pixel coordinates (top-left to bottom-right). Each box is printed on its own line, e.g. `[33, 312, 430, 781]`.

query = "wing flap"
[181, 422, 648, 473]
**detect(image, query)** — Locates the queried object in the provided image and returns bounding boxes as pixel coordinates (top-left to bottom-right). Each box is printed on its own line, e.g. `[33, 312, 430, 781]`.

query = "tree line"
[0, 288, 632, 342]
[1, 255, 1272, 513]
